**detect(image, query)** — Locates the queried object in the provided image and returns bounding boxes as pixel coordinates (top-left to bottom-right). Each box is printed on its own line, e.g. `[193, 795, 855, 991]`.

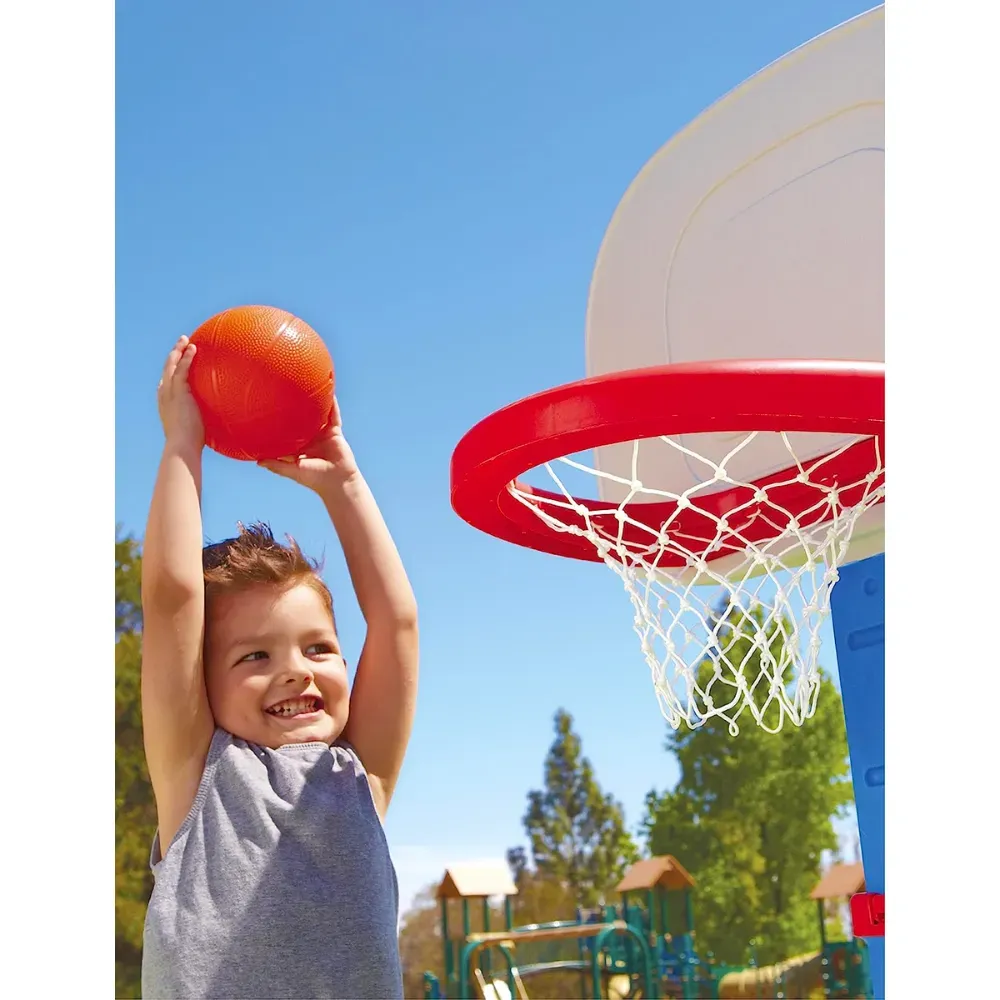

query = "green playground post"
[481, 898, 491, 981]
[684, 889, 695, 936]
[440, 899, 452, 993]
[620, 891, 637, 972]
[504, 896, 514, 998]
[461, 898, 471, 995]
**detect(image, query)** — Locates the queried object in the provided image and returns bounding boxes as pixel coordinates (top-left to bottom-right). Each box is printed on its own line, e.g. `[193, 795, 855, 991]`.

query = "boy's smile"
[265, 694, 325, 718]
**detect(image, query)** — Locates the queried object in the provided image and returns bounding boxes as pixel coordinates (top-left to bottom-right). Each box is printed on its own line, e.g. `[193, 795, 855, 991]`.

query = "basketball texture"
[187, 305, 335, 461]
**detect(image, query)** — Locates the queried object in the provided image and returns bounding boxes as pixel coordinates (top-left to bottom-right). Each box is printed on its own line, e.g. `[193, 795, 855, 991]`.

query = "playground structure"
[423, 860, 654, 1000]
[422, 857, 875, 999]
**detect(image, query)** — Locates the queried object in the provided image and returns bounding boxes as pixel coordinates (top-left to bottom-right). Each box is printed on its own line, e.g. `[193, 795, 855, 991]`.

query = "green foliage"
[116, 529, 143, 637]
[116, 529, 156, 999]
[518, 709, 639, 908]
[642, 603, 854, 966]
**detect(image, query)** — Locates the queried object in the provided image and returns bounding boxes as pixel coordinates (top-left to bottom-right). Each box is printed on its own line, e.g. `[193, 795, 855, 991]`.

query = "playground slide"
[473, 968, 527, 1000]
[718, 951, 822, 999]
[474, 971, 512, 1000]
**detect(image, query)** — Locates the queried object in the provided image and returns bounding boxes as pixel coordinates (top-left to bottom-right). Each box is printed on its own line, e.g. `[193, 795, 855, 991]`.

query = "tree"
[642, 603, 854, 967]
[519, 709, 639, 908]
[116, 530, 157, 999]
[116, 531, 142, 637]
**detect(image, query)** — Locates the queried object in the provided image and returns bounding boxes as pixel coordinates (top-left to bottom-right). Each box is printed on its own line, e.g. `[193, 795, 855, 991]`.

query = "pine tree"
[520, 709, 638, 908]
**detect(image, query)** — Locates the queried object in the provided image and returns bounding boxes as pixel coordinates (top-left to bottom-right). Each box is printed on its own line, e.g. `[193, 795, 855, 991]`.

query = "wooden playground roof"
[810, 862, 865, 901]
[436, 862, 519, 899]
[615, 855, 696, 893]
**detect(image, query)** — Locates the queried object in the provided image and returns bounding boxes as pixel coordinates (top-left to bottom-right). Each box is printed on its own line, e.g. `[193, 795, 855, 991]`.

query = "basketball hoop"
[451, 360, 885, 734]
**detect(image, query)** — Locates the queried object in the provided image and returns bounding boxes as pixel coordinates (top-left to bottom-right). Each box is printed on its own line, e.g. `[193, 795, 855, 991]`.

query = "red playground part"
[850, 892, 885, 937]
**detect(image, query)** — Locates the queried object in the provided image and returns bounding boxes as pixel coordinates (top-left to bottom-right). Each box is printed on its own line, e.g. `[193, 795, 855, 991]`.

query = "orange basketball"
[187, 305, 335, 461]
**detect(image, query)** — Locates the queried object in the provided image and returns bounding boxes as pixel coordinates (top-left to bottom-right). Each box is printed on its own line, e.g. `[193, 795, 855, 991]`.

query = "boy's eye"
[239, 651, 268, 664]
[306, 643, 335, 657]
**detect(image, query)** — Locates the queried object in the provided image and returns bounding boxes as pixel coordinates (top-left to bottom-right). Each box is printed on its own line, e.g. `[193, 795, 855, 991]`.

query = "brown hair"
[202, 522, 335, 628]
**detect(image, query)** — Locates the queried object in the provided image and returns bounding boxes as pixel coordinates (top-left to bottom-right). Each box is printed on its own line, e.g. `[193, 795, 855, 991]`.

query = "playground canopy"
[810, 862, 865, 901]
[615, 855, 696, 893]
[437, 863, 519, 900]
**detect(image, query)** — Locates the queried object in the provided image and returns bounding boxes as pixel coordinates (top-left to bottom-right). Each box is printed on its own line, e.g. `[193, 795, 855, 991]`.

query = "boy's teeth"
[268, 698, 317, 716]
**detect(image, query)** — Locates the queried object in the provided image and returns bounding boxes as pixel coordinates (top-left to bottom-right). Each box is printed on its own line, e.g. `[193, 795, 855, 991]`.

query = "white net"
[510, 431, 885, 735]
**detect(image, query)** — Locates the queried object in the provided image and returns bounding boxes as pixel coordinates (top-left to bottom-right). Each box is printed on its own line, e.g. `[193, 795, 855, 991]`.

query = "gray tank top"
[142, 728, 403, 1000]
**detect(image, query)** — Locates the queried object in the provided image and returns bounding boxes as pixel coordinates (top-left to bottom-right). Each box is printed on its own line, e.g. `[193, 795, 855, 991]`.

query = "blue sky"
[116, 0, 871, 912]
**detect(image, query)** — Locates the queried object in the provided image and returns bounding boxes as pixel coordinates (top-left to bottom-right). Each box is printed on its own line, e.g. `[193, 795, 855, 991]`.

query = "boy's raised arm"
[260, 399, 418, 818]
[320, 473, 419, 815]
[141, 337, 215, 849]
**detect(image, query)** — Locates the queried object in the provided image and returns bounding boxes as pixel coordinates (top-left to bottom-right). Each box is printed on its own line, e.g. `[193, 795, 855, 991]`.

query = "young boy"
[140, 336, 418, 999]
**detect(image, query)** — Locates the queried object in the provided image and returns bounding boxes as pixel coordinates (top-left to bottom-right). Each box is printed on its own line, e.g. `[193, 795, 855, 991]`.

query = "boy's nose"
[280, 652, 313, 683]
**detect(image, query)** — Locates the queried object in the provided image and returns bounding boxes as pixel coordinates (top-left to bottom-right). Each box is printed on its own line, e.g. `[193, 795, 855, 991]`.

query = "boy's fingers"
[159, 336, 189, 389]
[175, 343, 197, 379]
[160, 353, 178, 390]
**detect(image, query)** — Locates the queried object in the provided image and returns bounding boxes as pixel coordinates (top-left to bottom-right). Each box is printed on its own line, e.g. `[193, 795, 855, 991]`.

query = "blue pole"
[829, 553, 885, 999]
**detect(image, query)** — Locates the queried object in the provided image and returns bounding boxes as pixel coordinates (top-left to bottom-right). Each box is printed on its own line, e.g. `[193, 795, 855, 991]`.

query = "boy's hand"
[258, 397, 360, 493]
[158, 336, 204, 451]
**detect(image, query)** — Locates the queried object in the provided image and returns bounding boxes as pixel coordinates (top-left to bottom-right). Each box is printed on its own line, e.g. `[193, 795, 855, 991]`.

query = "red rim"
[450, 360, 885, 564]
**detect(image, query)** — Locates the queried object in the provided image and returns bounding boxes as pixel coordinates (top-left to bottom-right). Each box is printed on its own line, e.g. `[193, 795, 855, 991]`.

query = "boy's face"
[204, 581, 349, 748]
